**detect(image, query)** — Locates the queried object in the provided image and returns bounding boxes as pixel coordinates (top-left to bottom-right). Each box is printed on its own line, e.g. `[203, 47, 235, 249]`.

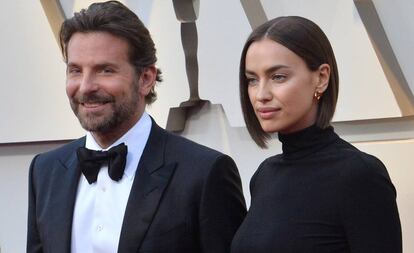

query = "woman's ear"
[315, 63, 330, 93]
[138, 66, 157, 96]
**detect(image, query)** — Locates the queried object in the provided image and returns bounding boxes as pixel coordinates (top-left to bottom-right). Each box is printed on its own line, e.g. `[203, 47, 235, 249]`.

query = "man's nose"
[79, 72, 98, 94]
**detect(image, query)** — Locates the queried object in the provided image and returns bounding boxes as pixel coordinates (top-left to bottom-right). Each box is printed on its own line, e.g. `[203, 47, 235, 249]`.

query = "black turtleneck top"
[231, 125, 401, 253]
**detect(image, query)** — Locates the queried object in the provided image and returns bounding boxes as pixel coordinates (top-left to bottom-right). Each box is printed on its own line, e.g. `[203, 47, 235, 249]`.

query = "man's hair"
[59, 0, 162, 104]
[239, 16, 339, 148]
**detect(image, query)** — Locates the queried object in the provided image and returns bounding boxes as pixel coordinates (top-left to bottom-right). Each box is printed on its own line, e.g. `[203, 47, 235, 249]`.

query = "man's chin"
[78, 117, 113, 133]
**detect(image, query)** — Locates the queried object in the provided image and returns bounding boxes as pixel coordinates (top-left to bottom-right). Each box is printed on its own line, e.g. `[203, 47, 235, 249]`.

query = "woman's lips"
[257, 107, 281, 119]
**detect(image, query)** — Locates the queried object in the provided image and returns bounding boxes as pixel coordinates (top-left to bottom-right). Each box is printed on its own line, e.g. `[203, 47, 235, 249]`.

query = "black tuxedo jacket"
[27, 121, 246, 253]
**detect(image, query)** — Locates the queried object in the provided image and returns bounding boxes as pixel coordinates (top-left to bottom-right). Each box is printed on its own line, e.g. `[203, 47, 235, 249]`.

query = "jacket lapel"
[50, 138, 84, 252]
[118, 122, 177, 252]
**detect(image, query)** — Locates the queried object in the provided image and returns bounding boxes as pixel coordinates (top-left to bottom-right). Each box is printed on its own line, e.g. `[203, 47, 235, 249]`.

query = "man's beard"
[70, 87, 139, 134]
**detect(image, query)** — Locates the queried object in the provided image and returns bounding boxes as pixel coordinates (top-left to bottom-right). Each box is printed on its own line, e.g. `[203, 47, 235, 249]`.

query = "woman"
[231, 16, 402, 253]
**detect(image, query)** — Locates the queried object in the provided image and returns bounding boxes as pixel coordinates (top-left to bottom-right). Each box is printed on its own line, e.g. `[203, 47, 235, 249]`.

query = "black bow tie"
[77, 143, 128, 184]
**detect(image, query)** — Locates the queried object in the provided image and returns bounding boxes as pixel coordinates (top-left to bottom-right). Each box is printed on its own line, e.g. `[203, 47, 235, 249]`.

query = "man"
[27, 1, 246, 252]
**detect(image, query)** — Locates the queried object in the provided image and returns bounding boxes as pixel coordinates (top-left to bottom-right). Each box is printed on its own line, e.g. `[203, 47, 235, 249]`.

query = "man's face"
[66, 32, 144, 135]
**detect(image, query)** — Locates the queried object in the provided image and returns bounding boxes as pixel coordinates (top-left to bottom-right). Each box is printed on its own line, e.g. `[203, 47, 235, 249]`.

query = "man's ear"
[138, 66, 157, 96]
[315, 63, 330, 93]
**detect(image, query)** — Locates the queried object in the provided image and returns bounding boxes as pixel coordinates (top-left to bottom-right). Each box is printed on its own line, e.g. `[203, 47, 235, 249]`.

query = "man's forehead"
[67, 32, 130, 63]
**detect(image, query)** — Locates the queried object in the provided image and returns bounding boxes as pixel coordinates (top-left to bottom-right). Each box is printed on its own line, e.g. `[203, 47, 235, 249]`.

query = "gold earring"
[314, 91, 322, 100]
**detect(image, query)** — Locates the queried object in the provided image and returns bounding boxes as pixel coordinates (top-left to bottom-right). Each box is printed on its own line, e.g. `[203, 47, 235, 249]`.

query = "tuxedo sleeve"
[27, 155, 43, 253]
[198, 155, 247, 253]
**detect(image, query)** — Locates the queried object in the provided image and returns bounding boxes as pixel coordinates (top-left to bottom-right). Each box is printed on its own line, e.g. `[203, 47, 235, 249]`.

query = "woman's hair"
[239, 16, 339, 148]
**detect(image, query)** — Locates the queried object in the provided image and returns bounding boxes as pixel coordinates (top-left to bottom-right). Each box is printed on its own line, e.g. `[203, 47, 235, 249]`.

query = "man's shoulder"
[159, 129, 239, 183]
[166, 131, 224, 157]
[35, 137, 85, 164]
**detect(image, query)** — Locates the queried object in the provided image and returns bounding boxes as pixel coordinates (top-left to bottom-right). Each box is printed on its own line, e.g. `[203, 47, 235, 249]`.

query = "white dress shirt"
[71, 112, 152, 253]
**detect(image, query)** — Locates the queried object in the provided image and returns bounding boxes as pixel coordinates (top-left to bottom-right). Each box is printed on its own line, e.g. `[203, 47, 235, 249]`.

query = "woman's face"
[246, 38, 328, 134]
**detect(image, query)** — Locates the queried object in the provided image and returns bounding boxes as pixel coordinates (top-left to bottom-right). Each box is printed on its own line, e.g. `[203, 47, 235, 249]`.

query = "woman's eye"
[246, 77, 258, 85]
[272, 74, 286, 82]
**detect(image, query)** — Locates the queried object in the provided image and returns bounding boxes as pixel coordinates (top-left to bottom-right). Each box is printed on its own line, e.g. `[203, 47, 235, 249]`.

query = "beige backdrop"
[0, 0, 413, 252]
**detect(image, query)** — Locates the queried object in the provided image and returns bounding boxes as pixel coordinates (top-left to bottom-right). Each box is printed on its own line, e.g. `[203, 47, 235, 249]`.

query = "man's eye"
[102, 68, 114, 73]
[68, 68, 80, 74]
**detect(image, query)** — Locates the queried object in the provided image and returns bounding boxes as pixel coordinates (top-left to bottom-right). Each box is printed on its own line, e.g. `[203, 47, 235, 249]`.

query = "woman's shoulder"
[312, 135, 395, 195]
[322, 136, 385, 172]
[333, 143, 396, 195]
[255, 154, 283, 175]
[249, 154, 283, 193]
[331, 139, 388, 177]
